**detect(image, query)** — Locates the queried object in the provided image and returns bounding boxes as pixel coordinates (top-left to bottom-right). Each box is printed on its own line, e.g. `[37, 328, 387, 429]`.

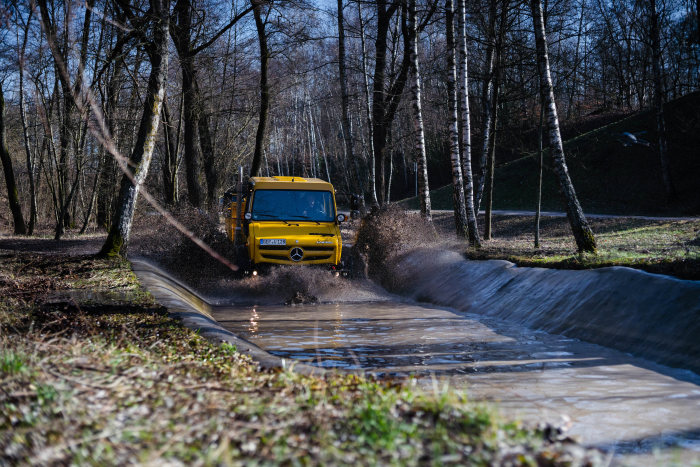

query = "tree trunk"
[649, 0, 676, 201]
[18, 10, 37, 235]
[337, 0, 357, 192]
[358, 1, 378, 205]
[0, 83, 28, 235]
[250, 3, 269, 178]
[99, 0, 169, 257]
[446, 0, 469, 238]
[483, 0, 506, 240]
[198, 97, 217, 208]
[161, 98, 179, 205]
[534, 103, 543, 248]
[408, 0, 431, 220]
[172, 0, 203, 207]
[372, 0, 393, 206]
[457, 0, 479, 245]
[97, 12, 127, 229]
[530, 0, 596, 253]
[475, 0, 497, 213]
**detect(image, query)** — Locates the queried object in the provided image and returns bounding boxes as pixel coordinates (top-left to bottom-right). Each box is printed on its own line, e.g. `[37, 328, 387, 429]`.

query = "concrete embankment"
[390, 249, 700, 374]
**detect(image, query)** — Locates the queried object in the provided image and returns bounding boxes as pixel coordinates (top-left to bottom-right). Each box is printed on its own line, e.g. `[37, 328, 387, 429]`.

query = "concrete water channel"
[134, 257, 700, 465]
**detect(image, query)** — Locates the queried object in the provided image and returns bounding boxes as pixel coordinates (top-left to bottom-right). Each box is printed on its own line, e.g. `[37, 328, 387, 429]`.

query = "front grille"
[258, 245, 334, 252]
[261, 254, 289, 261]
[260, 254, 333, 262]
[258, 245, 289, 251]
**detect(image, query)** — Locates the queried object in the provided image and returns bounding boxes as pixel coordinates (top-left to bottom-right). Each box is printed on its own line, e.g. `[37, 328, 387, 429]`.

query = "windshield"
[251, 189, 335, 222]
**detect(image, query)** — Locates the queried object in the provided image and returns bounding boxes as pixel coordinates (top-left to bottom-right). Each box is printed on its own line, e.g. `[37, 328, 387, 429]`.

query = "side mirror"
[244, 212, 252, 221]
[337, 214, 346, 223]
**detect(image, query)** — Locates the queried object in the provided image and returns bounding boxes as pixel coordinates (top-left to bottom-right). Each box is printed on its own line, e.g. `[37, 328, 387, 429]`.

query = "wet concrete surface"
[211, 300, 700, 464]
[133, 258, 700, 465]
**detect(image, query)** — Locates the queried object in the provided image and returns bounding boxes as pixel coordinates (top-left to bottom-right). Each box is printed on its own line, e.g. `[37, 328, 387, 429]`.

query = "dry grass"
[0, 244, 602, 465]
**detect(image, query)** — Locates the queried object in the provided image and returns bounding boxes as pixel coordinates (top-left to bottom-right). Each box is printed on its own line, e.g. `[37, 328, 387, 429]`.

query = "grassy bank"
[429, 213, 700, 280]
[0, 239, 599, 465]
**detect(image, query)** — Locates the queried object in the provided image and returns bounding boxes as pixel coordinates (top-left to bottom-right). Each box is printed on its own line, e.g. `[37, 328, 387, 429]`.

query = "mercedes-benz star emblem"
[290, 247, 304, 262]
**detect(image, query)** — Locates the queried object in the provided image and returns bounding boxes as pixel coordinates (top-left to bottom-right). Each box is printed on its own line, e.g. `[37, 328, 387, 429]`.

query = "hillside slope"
[402, 91, 700, 216]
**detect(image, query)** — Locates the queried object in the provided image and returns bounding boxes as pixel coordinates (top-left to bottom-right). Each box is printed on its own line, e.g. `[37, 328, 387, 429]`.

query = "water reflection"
[211, 300, 700, 462]
[245, 307, 259, 336]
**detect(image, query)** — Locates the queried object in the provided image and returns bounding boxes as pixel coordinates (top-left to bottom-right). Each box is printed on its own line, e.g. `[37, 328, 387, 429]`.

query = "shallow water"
[134, 259, 700, 464]
[212, 300, 700, 462]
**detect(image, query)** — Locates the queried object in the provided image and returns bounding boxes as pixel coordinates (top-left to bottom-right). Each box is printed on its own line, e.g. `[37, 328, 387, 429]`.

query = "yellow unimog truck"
[225, 176, 346, 273]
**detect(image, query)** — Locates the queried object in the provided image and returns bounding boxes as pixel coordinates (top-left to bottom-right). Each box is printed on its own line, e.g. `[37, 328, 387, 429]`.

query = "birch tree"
[457, 0, 479, 245]
[482, 0, 507, 240]
[530, 0, 597, 253]
[99, 0, 170, 257]
[446, 0, 469, 237]
[408, 0, 431, 220]
[474, 0, 497, 213]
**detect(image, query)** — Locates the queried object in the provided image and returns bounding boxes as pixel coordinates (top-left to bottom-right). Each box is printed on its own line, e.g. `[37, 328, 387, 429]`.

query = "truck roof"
[250, 176, 334, 191]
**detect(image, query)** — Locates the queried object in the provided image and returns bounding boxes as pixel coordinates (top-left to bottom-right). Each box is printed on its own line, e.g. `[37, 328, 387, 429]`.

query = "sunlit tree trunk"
[99, 0, 169, 257]
[408, 0, 431, 220]
[446, 0, 468, 237]
[457, 0, 479, 245]
[530, 0, 596, 253]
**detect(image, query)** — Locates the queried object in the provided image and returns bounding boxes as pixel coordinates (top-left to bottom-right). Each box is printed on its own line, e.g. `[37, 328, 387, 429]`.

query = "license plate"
[260, 238, 286, 246]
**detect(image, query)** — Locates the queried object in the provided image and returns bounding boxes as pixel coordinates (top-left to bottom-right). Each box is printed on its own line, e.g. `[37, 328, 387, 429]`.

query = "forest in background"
[0, 0, 698, 253]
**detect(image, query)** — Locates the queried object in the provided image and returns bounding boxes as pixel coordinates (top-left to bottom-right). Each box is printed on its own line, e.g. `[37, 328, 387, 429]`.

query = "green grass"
[0, 245, 601, 465]
[433, 214, 700, 279]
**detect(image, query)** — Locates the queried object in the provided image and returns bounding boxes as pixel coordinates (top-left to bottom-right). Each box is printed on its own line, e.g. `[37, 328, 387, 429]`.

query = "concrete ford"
[225, 176, 346, 272]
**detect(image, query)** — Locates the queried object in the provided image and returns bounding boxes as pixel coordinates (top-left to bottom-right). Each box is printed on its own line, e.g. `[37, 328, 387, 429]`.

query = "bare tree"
[457, 0, 479, 245]
[446, 0, 469, 237]
[0, 83, 28, 235]
[357, 0, 378, 204]
[372, 0, 411, 205]
[99, 0, 170, 257]
[250, 1, 270, 177]
[337, 0, 358, 191]
[530, 0, 596, 253]
[17, 7, 37, 234]
[649, 0, 676, 201]
[408, 0, 431, 220]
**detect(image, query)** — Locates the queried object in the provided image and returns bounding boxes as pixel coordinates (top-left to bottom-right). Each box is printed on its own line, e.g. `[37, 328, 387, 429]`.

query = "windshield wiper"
[253, 212, 278, 220]
[291, 215, 321, 225]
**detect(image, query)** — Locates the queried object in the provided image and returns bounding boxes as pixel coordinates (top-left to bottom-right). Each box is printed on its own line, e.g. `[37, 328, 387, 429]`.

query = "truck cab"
[227, 176, 345, 270]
